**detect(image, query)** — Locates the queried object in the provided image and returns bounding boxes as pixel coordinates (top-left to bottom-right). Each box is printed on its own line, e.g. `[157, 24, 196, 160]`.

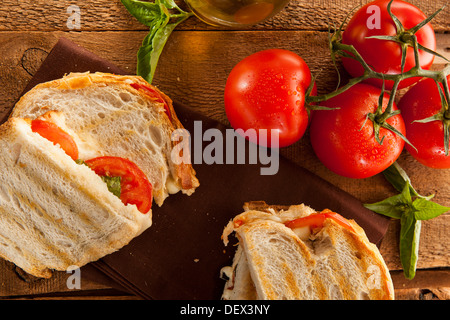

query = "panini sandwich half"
[0, 73, 198, 277]
[221, 202, 394, 300]
[12, 72, 199, 206]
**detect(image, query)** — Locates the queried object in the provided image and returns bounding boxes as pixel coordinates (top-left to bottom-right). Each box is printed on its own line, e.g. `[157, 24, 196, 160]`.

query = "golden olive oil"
[184, 0, 290, 27]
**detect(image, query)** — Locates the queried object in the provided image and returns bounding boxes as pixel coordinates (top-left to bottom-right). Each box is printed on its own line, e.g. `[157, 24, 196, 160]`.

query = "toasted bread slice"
[0, 117, 151, 278]
[12, 72, 199, 206]
[222, 202, 394, 300]
[221, 245, 257, 300]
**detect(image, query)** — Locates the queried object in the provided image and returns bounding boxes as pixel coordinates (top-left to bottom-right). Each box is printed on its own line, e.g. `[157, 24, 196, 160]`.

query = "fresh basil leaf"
[367, 162, 446, 280]
[75, 159, 88, 166]
[363, 180, 412, 219]
[159, 0, 180, 10]
[383, 162, 434, 200]
[399, 212, 421, 280]
[413, 198, 450, 220]
[137, 17, 169, 82]
[383, 162, 411, 193]
[137, 17, 181, 83]
[122, 0, 193, 84]
[101, 175, 122, 198]
[121, 0, 161, 26]
[364, 194, 407, 219]
[75, 159, 122, 198]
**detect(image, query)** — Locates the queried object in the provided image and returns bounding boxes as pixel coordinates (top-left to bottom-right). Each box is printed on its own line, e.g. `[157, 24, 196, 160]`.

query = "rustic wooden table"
[0, 0, 449, 300]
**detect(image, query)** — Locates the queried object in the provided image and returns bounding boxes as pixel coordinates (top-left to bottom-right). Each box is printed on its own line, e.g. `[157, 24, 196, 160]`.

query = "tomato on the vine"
[310, 84, 405, 179]
[398, 76, 450, 169]
[342, 0, 436, 90]
[224, 49, 316, 148]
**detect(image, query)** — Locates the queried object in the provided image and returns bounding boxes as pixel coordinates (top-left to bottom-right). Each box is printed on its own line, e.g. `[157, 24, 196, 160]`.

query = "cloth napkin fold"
[16, 37, 390, 300]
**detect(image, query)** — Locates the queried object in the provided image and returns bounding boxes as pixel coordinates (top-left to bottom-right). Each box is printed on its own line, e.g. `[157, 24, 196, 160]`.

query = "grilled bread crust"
[0, 117, 151, 278]
[222, 202, 394, 300]
[12, 72, 199, 206]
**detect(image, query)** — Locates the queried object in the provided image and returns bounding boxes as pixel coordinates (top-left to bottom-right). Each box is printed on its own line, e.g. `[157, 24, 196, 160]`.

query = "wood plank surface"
[0, 0, 448, 31]
[0, 0, 449, 300]
[0, 29, 449, 278]
[1, 31, 449, 204]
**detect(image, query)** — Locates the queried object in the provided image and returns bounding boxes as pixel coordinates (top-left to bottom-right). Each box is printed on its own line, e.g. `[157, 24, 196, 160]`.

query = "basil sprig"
[121, 0, 193, 83]
[364, 163, 450, 279]
[101, 175, 122, 198]
[76, 159, 122, 199]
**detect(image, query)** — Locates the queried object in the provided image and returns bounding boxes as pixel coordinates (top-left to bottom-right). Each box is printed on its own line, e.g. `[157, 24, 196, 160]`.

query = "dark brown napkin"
[15, 37, 390, 300]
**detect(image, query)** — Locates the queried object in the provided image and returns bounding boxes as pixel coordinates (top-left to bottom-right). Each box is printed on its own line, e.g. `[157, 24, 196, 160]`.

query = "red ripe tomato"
[130, 82, 171, 121]
[310, 84, 405, 179]
[224, 49, 316, 148]
[342, 0, 436, 89]
[285, 210, 354, 232]
[31, 119, 79, 161]
[398, 76, 450, 168]
[85, 156, 153, 214]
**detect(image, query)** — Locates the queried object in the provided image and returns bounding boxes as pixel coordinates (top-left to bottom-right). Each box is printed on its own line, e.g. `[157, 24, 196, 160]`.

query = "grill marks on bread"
[12, 72, 199, 206]
[0, 118, 151, 277]
[222, 204, 394, 300]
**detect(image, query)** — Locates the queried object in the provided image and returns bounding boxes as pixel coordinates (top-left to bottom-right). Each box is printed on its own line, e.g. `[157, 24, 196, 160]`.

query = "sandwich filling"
[11, 72, 200, 207]
[30, 111, 153, 214]
[129, 82, 171, 121]
[284, 209, 354, 240]
[221, 203, 394, 300]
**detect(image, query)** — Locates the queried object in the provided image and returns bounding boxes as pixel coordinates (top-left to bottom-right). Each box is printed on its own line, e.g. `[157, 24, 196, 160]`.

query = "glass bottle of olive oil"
[184, 0, 290, 27]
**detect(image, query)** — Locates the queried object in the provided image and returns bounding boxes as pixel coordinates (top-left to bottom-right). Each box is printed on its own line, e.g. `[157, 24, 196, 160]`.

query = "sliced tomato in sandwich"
[84, 156, 153, 214]
[31, 119, 79, 160]
[130, 83, 171, 121]
[285, 210, 354, 232]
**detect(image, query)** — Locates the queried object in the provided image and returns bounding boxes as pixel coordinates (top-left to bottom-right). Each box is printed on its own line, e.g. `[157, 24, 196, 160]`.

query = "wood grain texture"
[391, 269, 450, 300]
[0, 0, 449, 299]
[0, 260, 105, 297]
[0, 0, 448, 32]
[0, 30, 449, 270]
[1, 30, 448, 202]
